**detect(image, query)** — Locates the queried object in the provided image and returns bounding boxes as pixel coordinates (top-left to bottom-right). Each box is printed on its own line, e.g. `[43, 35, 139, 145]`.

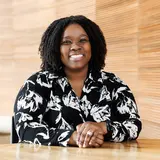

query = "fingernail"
[83, 144, 86, 148]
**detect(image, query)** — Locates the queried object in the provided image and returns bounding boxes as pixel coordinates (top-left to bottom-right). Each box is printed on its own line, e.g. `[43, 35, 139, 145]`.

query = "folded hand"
[76, 122, 107, 148]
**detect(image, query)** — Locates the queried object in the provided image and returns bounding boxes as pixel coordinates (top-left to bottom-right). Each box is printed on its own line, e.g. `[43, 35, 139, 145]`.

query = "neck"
[64, 67, 88, 82]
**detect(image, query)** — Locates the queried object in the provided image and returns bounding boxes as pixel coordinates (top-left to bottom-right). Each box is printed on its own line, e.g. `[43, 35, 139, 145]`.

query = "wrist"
[99, 122, 107, 134]
[106, 119, 113, 133]
[68, 131, 78, 146]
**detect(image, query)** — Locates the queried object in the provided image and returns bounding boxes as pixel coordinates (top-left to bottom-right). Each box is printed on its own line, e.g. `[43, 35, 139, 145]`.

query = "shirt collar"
[52, 69, 104, 86]
[86, 70, 104, 85]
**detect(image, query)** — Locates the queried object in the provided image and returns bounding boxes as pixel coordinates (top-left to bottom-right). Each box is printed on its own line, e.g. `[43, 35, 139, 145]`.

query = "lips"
[69, 54, 84, 61]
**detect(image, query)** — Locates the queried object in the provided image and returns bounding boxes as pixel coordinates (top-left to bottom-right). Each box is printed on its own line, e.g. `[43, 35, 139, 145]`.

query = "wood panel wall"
[96, 0, 160, 138]
[11, 0, 56, 117]
[0, 0, 13, 116]
[0, 0, 159, 138]
[0, 0, 96, 116]
[138, 0, 160, 138]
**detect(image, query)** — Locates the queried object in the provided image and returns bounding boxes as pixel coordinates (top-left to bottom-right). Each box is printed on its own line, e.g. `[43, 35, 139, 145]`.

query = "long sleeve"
[14, 72, 74, 146]
[104, 74, 142, 142]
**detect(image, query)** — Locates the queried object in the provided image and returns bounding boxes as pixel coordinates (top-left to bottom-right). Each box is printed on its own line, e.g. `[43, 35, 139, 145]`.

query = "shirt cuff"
[104, 119, 113, 140]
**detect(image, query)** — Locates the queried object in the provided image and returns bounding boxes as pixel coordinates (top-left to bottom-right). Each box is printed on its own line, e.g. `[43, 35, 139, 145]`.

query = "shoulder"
[101, 71, 115, 79]
[26, 70, 59, 88]
[100, 71, 134, 98]
[20, 70, 59, 100]
[100, 71, 126, 86]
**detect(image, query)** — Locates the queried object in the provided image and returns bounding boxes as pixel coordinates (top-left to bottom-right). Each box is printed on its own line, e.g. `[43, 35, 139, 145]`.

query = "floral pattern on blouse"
[14, 70, 142, 146]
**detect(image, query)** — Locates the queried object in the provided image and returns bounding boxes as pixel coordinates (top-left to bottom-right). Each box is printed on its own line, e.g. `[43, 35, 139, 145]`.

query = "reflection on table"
[0, 139, 159, 160]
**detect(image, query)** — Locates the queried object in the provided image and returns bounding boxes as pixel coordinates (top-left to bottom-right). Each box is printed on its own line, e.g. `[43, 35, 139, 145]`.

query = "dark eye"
[61, 40, 72, 45]
[79, 39, 89, 43]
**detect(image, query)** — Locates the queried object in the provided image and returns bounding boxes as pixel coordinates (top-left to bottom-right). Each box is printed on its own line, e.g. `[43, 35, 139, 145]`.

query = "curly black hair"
[39, 15, 107, 74]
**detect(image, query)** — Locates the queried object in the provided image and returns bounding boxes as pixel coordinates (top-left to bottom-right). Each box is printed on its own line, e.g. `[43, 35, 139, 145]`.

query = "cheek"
[60, 47, 64, 55]
[60, 46, 70, 54]
[60, 47, 68, 58]
[85, 44, 92, 55]
[60, 47, 70, 65]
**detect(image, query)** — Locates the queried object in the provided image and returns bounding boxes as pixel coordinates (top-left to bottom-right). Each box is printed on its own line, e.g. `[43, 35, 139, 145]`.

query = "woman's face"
[60, 23, 91, 72]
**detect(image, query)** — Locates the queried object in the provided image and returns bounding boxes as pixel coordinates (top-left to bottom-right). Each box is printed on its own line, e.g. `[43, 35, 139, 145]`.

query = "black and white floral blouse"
[14, 70, 142, 146]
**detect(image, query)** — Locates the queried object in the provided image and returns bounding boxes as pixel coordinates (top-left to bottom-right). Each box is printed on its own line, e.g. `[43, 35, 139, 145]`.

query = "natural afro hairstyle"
[39, 15, 107, 74]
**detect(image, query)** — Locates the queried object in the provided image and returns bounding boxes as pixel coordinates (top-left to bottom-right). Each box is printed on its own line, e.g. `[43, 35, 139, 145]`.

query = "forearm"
[107, 76, 142, 141]
[14, 113, 74, 146]
[104, 118, 142, 142]
[15, 120, 74, 146]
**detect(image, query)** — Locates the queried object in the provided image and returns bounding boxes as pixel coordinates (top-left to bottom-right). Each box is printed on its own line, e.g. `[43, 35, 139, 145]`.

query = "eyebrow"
[62, 34, 89, 39]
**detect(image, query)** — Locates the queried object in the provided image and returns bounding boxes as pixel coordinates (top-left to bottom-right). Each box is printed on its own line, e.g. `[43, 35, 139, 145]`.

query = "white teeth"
[70, 55, 83, 58]
[70, 54, 83, 61]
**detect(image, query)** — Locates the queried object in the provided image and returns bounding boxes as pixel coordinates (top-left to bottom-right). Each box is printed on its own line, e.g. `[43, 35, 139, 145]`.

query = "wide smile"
[69, 54, 84, 61]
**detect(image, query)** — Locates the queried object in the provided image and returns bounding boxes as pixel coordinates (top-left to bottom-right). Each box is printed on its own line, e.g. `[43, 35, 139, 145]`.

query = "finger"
[78, 123, 95, 147]
[89, 131, 99, 146]
[89, 138, 104, 148]
[94, 143, 101, 148]
[96, 133, 104, 141]
[95, 138, 104, 146]
[88, 132, 104, 145]
[83, 130, 94, 147]
[78, 124, 90, 147]
[89, 141, 101, 148]
[79, 126, 92, 147]
[77, 122, 104, 147]
[78, 132, 86, 147]
[89, 135, 104, 148]
[76, 123, 86, 143]
[76, 123, 82, 132]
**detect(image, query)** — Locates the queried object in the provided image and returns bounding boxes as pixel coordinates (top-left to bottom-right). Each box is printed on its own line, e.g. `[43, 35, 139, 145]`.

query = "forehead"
[62, 23, 88, 38]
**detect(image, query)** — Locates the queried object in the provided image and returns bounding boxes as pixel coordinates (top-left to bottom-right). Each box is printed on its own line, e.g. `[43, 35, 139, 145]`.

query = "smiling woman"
[60, 24, 91, 74]
[14, 15, 142, 148]
[60, 24, 92, 98]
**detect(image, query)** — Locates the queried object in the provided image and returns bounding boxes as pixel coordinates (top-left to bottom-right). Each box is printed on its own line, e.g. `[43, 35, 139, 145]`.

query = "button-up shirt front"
[14, 70, 142, 146]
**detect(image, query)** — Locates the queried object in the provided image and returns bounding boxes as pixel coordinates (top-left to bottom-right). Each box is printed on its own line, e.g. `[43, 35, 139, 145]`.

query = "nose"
[70, 43, 81, 51]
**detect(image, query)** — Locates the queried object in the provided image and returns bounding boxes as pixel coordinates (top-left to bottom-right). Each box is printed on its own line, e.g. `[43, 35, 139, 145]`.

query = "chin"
[69, 65, 88, 71]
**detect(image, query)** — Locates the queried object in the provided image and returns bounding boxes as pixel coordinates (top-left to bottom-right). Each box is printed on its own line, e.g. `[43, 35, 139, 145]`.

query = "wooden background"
[0, 0, 159, 139]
